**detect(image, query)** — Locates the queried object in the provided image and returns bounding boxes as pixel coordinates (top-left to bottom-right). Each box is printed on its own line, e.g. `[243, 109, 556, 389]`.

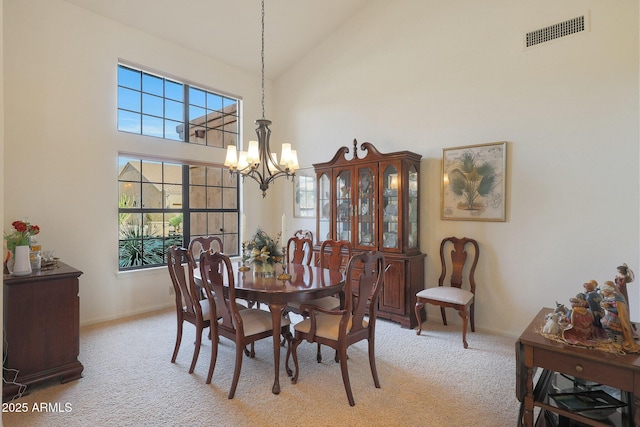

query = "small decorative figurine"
[583, 280, 604, 328]
[600, 281, 640, 352]
[615, 263, 635, 305]
[562, 293, 599, 345]
[542, 312, 562, 335]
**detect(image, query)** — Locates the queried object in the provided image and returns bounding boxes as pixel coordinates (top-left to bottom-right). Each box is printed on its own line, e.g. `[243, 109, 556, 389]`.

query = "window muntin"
[117, 64, 238, 147]
[118, 157, 239, 271]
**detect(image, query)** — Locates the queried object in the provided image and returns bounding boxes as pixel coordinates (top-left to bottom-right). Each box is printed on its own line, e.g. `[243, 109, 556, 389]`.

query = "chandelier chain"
[261, 0, 265, 119]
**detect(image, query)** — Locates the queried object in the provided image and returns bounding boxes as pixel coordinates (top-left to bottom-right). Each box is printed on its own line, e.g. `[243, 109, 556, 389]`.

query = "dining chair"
[199, 250, 291, 399]
[287, 239, 352, 362]
[167, 246, 215, 374]
[415, 237, 480, 349]
[288, 250, 386, 406]
[285, 235, 313, 265]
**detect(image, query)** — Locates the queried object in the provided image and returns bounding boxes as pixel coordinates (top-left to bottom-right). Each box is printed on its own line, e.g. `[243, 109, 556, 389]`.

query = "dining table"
[194, 261, 345, 395]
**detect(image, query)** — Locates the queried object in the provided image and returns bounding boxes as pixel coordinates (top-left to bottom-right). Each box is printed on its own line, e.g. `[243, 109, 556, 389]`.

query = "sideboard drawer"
[533, 347, 633, 391]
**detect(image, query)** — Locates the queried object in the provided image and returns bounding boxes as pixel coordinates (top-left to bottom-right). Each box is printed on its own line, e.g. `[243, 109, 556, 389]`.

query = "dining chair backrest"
[344, 250, 386, 327]
[167, 246, 201, 318]
[319, 239, 352, 273]
[188, 236, 223, 263]
[199, 251, 240, 331]
[287, 236, 313, 265]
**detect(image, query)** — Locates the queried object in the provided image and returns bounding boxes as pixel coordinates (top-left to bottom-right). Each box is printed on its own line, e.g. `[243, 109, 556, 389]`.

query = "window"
[294, 173, 316, 218]
[117, 64, 239, 148]
[118, 157, 239, 270]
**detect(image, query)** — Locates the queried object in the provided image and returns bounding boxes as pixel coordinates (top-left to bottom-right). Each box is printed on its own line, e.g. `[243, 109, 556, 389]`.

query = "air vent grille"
[526, 15, 586, 48]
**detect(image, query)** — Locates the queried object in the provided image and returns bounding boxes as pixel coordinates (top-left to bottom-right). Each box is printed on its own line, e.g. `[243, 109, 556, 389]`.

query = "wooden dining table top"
[194, 262, 345, 304]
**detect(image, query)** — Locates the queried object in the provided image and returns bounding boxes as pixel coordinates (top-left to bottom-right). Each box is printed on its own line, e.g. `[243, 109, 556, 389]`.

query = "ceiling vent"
[525, 14, 588, 49]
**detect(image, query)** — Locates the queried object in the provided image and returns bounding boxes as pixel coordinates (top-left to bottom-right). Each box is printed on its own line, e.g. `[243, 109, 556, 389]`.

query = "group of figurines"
[542, 263, 640, 353]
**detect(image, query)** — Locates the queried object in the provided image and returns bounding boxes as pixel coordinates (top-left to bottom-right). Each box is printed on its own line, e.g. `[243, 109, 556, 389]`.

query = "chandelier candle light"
[224, 0, 299, 197]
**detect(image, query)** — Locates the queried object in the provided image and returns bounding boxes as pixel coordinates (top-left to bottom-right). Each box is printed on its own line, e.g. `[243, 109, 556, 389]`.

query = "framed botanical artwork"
[441, 141, 507, 221]
[293, 168, 316, 218]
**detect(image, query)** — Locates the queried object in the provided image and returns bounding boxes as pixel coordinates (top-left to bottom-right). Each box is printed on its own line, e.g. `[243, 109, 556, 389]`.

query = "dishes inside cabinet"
[383, 232, 397, 248]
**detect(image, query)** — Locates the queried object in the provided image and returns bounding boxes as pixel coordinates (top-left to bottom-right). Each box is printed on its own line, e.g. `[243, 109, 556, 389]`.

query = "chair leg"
[290, 338, 303, 384]
[282, 328, 293, 377]
[338, 344, 355, 406]
[228, 342, 244, 399]
[470, 302, 475, 332]
[189, 324, 203, 374]
[440, 306, 448, 326]
[171, 316, 183, 363]
[457, 307, 469, 349]
[316, 343, 322, 363]
[368, 332, 381, 389]
[206, 333, 219, 384]
[415, 300, 425, 335]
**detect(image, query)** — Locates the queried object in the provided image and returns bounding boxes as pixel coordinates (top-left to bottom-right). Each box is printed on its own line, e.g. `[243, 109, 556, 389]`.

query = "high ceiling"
[63, 0, 369, 78]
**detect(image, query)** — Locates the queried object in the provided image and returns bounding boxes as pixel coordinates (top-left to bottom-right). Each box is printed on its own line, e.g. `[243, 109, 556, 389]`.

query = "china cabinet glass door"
[317, 173, 331, 242]
[408, 166, 419, 250]
[382, 165, 399, 250]
[335, 169, 352, 242]
[356, 166, 376, 249]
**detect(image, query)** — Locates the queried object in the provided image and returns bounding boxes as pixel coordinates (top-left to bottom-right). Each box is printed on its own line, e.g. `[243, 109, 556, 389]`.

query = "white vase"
[12, 245, 32, 276]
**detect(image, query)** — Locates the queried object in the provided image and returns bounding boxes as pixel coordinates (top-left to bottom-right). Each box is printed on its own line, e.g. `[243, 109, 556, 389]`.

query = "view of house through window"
[117, 63, 239, 148]
[118, 158, 239, 271]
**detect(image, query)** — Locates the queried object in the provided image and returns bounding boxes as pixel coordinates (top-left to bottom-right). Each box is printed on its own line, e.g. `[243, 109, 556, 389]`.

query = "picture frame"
[441, 141, 507, 221]
[293, 168, 316, 218]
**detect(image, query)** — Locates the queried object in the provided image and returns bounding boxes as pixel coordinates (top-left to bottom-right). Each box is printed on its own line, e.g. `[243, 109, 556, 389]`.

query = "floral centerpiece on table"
[4, 220, 40, 252]
[243, 228, 283, 276]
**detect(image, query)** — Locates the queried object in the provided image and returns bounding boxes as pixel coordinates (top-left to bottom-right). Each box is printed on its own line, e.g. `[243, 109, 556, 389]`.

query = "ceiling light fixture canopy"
[224, 0, 298, 197]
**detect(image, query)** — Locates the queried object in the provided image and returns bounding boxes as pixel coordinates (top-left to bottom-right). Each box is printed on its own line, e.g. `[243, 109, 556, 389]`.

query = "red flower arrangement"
[4, 220, 40, 251]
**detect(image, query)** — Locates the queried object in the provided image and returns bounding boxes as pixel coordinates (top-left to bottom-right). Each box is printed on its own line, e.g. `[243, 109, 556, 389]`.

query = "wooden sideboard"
[3, 262, 84, 401]
[517, 307, 639, 427]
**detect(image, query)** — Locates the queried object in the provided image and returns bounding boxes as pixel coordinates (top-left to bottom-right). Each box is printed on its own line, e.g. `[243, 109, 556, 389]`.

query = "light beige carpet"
[3, 308, 519, 426]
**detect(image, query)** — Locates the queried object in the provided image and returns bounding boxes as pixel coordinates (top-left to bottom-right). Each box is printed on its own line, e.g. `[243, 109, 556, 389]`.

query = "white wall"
[275, 0, 640, 337]
[2, 0, 285, 325]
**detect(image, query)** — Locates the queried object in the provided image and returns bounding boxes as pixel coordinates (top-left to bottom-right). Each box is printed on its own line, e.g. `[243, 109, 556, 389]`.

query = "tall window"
[117, 64, 239, 148]
[118, 158, 239, 271]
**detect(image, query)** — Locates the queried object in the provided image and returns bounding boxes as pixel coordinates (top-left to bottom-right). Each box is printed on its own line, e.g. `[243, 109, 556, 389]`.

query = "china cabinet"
[313, 140, 425, 328]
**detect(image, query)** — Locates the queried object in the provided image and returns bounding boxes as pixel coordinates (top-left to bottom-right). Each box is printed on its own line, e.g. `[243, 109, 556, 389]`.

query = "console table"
[517, 307, 640, 427]
[3, 262, 84, 401]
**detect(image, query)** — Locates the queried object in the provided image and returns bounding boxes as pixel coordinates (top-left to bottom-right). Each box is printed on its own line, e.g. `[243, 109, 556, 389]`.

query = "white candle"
[281, 214, 286, 247]
[241, 214, 246, 242]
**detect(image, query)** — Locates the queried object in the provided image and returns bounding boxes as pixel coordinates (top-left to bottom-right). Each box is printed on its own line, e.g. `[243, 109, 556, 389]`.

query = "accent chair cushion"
[417, 287, 474, 306]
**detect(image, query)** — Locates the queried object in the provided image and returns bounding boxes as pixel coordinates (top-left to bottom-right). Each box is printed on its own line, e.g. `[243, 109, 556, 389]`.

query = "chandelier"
[224, 0, 299, 197]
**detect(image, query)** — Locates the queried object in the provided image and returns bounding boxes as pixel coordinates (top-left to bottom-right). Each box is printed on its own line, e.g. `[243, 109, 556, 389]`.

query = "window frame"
[118, 156, 240, 271]
[117, 62, 240, 149]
